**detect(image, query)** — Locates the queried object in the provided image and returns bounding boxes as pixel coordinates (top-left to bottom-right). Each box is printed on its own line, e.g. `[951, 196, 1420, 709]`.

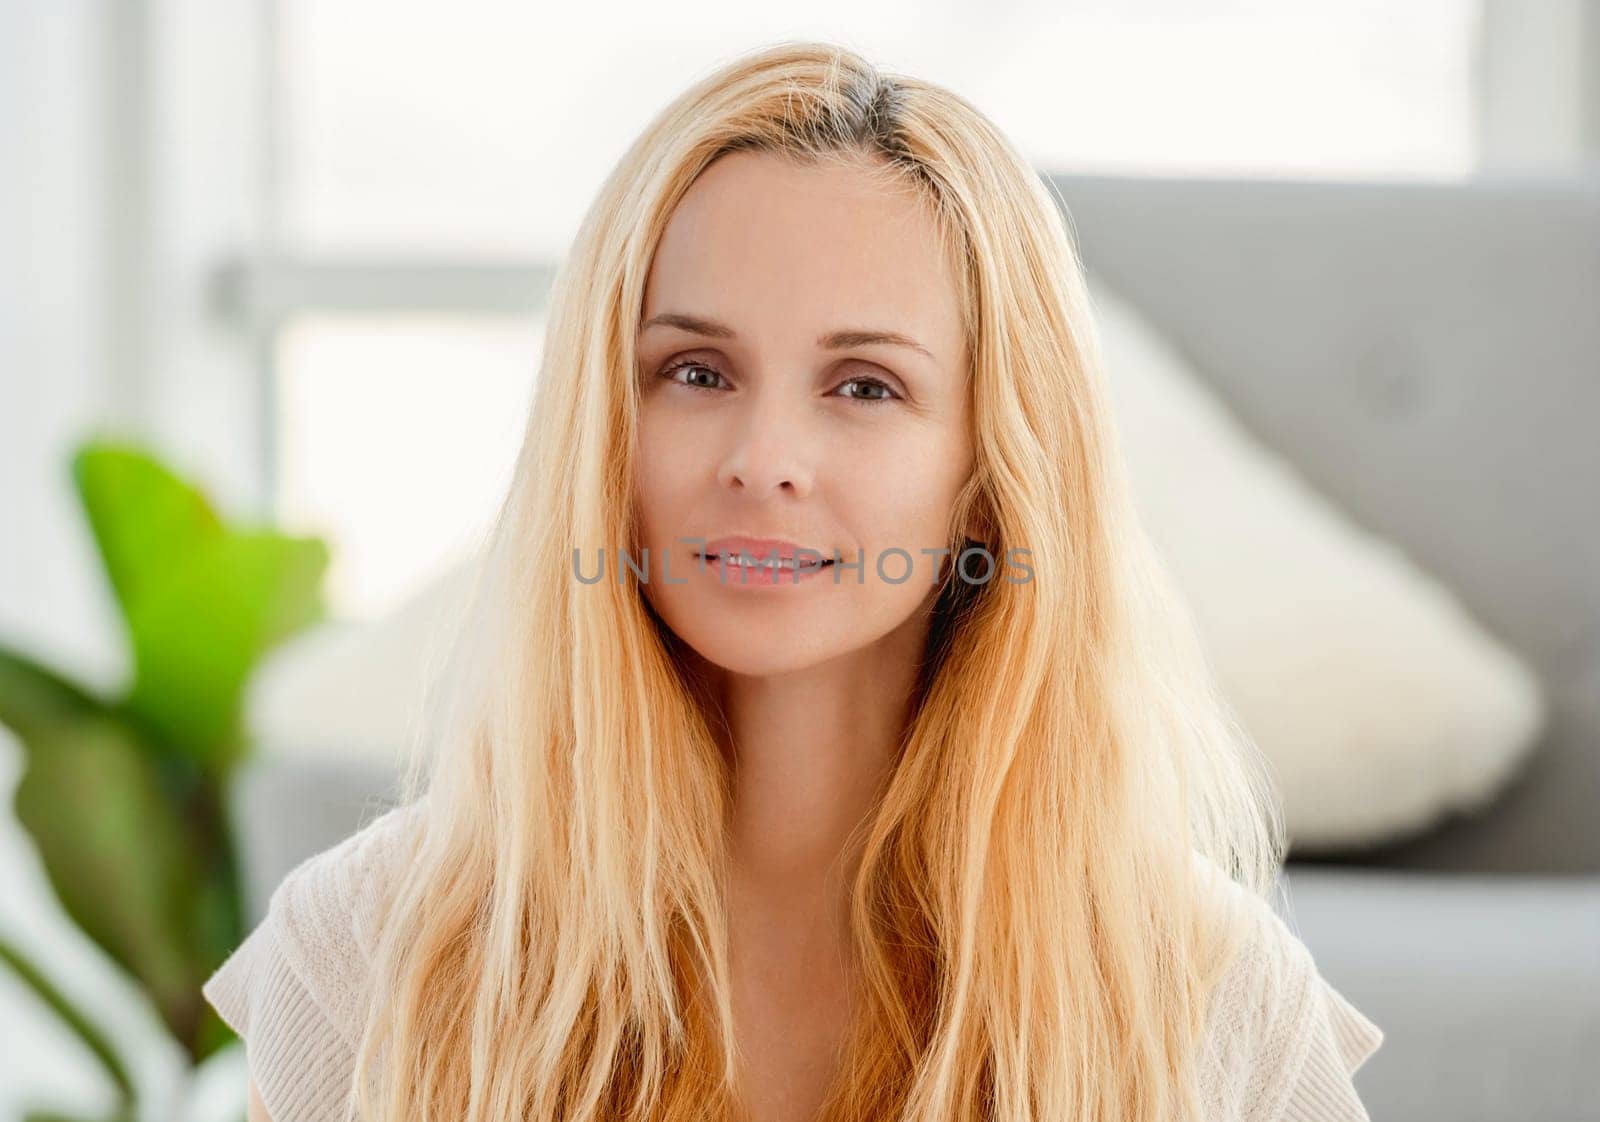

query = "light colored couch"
[1053, 172, 1600, 1120]
[234, 173, 1600, 1121]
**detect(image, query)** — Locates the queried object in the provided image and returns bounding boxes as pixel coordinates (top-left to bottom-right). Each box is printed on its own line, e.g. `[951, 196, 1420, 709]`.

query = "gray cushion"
[1280, 864, 1600, 1122]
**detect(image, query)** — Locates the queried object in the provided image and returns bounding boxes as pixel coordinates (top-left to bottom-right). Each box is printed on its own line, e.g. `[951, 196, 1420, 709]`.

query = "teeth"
[703, 552, 829, 570]
[726, 555, 808, 569]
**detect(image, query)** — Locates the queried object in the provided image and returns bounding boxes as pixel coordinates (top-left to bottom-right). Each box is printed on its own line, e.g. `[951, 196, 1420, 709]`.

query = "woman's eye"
[660, 360, 726, 392]
[834, 376, 900, 405]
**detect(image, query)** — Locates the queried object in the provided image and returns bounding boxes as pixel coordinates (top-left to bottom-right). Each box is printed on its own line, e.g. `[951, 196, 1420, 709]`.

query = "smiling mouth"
[694, 551, 836, 571]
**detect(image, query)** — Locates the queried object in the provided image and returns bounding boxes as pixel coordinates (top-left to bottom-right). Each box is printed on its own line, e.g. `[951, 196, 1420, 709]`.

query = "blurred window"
[264, 0, 1481, 616]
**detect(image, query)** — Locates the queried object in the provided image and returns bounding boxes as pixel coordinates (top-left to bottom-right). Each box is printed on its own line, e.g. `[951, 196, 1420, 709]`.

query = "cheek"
[633, 410, 693, 540]
[842, 426, 971, 552]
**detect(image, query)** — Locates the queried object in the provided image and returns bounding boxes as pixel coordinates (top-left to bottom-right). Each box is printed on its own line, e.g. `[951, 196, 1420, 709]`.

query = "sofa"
[232, 173, 1600, 1121]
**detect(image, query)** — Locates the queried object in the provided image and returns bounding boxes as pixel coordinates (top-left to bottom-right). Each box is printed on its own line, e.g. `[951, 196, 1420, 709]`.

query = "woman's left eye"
[834, 376, 900, 405]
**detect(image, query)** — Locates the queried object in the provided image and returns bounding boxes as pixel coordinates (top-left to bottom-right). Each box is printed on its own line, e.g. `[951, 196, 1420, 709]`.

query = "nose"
[714, 385, 817, 498]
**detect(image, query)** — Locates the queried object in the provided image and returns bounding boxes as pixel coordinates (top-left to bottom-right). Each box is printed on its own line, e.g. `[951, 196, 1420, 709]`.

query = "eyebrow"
[640, 312, 935, 362]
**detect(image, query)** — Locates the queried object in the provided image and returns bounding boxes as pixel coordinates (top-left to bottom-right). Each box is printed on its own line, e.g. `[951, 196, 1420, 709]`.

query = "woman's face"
[633, 149, 973, 678]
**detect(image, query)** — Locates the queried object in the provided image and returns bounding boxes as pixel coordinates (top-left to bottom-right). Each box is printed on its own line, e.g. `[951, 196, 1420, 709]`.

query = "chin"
[653, 604, 846, 678]
[692, 630, 841, 679]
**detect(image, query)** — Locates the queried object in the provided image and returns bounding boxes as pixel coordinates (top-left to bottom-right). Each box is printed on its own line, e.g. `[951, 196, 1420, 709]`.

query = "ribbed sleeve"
[201, 905, 359, 1122]
[1245, 908, 1385, 1122]
[1191, 858, 1385, 1122]
[1276, 973, 1384, 1122]
[201, 800, 423, 1122]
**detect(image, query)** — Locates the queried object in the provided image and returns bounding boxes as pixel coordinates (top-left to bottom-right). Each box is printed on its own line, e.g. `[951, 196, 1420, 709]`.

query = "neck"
[710, 597, 934, 912]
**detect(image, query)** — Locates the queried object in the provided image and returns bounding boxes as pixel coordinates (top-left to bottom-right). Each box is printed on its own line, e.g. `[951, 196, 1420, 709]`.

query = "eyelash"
[657, 359, 901, 406]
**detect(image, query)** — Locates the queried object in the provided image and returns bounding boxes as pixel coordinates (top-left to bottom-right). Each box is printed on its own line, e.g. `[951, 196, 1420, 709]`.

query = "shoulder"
[268, 796, 426, 1028]
[201, 797, 427, 1120]
[1194, 858, 1384, 1122]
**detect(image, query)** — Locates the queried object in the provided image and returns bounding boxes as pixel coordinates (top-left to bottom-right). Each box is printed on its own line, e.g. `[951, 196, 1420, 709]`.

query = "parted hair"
[345, 38, 1285, 1122]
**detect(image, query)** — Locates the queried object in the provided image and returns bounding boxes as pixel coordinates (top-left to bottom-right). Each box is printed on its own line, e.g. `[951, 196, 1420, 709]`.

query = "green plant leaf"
[0, 641, 105, 738]
[123, 528, 330, 771]
[0, 437, 332, 1076]
[69, 442, 222, 623]
[0, 934, 135, 1103]
[71, 439, 330, 770]
[0, 646, 221, 1052]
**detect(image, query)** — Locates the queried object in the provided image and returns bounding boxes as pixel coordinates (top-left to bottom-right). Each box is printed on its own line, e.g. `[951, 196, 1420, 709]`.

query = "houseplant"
[0, 436, 330, 1121]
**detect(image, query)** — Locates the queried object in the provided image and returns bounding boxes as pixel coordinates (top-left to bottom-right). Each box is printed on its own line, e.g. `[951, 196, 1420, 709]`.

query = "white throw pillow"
[1087, 279, 1546, 851]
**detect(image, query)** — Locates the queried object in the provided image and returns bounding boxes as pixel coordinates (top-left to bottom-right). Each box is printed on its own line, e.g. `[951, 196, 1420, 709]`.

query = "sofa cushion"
[1093, 281, 1546, 853]
[1279, 864, 1600, 1122]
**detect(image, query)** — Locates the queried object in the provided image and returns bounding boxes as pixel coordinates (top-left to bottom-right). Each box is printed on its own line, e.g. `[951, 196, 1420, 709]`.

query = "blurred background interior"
[1, 2, 1597, 1120]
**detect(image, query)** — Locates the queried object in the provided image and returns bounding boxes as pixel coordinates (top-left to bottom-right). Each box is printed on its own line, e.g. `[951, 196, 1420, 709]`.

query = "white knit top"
[203, 801, 1384, 1121]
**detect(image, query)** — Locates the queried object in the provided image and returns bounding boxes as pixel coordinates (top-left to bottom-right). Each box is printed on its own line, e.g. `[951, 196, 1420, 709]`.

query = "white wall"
[1477, 0, 1600, 171]
[0, 0, 126, 690]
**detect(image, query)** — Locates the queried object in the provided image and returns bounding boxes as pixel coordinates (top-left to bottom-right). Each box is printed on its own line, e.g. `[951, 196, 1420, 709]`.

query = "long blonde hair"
[347, 39, 1285, 1122]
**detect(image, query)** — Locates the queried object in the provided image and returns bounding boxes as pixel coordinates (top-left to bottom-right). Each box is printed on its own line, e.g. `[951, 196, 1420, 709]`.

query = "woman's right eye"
[660, 360, 727, 392]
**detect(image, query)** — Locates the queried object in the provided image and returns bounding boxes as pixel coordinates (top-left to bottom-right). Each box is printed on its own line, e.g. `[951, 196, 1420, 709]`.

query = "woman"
[204, 40, 1383, 1122]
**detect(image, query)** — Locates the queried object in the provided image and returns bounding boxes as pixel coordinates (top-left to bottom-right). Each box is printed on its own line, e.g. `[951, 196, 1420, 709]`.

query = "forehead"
[641, 150, 965, 366]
